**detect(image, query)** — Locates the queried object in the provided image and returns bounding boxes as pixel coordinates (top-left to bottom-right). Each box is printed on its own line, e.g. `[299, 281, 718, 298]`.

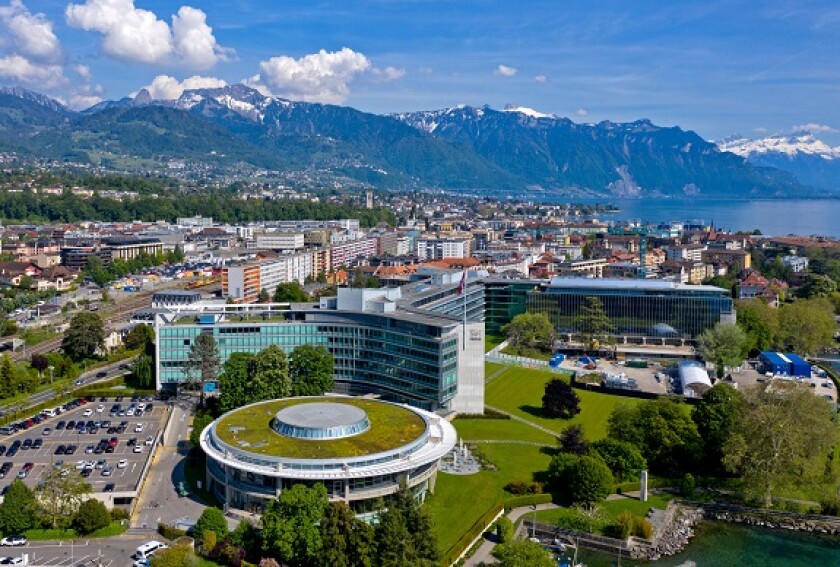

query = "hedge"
[439, 499, 504, 567]
[504, 494, 553, 511]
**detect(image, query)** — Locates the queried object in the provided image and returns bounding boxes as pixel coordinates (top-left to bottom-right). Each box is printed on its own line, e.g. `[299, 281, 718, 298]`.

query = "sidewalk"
[464, 502, 559, 566]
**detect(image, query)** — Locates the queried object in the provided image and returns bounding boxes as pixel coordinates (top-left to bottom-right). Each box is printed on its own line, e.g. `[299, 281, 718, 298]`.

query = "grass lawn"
[485, 334, 504, 353]
[216, 397, 425, 458]
[452, 417, 557, 445]
[500, 345, 552, 361]
[428, 443, 554, 556]
[485, 364, 639, 439]
[531, 493, 674, 535]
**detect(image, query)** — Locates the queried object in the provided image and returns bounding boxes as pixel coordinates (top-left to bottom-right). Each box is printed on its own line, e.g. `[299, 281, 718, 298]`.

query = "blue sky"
[0, 0, 838, 143]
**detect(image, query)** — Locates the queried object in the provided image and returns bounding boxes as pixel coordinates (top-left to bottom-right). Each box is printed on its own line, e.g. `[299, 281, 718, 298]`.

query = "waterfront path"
[465, 502, 560, 567]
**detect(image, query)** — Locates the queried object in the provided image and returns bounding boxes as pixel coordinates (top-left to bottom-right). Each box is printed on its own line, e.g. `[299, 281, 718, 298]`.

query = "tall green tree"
[374, 485, 438, 566]
[736, 299, 779, 354]
[252, 345, 291, 399]
[502, 312, 556, 352]
[0, 353, 17, 399]
[542, 378, 581, 419]
[290, 345, 334, 397]
[184, 332, 220, 398]
[698, 322, 749, 377]
[123, 323, 155, 351]
[273, 282, 311, 303]
[798, 274, 838, 299]
[607, 398, 702, 476]
[589, 438, 647, 482]
[36, 464, 92, 528]
[194, 507, 228, 546]
[574, 296, 615, 351]
[0, 479, 38, 534]
[318, 501, 374, 567]
[132, 353, 154, 388]
[73, 498, 111, 534]
[724, 381, 839, 508]
[568, 455, 614, 506]
[219, 352, 255, 412]
[262, 483, 327, 567]
[776, 298, 836, 355]
[62, 312, 105, 361]
[491, 539, 555, 567]
[692, 383, 745, 476]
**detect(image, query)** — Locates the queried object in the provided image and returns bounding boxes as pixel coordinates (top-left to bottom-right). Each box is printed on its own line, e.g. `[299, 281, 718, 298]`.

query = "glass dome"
[272, 402, 371, 440]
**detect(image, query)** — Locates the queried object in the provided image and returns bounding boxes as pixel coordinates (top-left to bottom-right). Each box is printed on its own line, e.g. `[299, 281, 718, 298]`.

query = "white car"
[0, 536, 26, 546]
[134, 424, 144, 433]
[132, 559, 149, 567]
[75, 460, 86, 470]
[82, 409, 93, 417]
[117, 459, 128, 468]
[96, 405, 104, 413]
[145, 436, 154, 446]
[133, 445, 143, 454]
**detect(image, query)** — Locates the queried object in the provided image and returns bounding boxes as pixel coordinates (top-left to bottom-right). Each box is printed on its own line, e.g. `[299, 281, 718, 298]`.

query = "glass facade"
[484, 281, 539, 336]
[158, 311, 459, 409]
[528, 282, 733, 339]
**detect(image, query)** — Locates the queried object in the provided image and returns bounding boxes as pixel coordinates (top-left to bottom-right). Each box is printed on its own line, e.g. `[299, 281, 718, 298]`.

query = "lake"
[575, 521, 840, 566]
[545, 198, 840, 238]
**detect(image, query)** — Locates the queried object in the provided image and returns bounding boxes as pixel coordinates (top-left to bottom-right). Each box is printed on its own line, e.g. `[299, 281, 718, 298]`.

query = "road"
[1, 534, 153, 566]
[0, 360, 134, 420]
[131, 401, 211, 530]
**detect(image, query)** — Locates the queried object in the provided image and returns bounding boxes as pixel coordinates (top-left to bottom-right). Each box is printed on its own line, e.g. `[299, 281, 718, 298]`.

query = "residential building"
[415, 235, 473, 260]
[254, 233, 305, 251]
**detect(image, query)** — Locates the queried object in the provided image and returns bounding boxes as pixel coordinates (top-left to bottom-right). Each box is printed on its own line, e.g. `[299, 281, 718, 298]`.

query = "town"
[0, 173, 836, 566]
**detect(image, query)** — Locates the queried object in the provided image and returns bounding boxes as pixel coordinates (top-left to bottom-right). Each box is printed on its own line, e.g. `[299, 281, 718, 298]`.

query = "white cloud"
[65, 0, 230, 69]
[575, 108, 589, 117]
[371, 65, 405, 83]
[791, 123, 837, 134]
[533, 74, 547, 83]
[251, 47, 372, 104]
[73, 64, 92, 81]
[0, 0, 62, 62]
[140, 74, 227, 100]
[0, 54, 65, 87]
[67, 93, 101, 110]
[495, 64, 517, 77]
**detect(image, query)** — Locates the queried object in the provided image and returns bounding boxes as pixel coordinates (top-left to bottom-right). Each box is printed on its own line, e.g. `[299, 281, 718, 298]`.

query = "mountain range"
[0, 85, 833, 198]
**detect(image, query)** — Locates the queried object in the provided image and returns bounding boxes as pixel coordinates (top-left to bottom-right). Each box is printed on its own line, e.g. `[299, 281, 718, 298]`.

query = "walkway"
[465, 439, 554, 448]
[464, 502, 559, 566]
[485, 404, 562, 438]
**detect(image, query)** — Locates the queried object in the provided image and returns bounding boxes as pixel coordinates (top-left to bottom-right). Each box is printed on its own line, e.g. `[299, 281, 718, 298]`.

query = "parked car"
[0, 535, 26, 546]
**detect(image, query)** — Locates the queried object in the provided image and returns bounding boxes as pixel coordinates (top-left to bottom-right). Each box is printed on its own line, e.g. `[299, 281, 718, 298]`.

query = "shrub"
[632, 516, 654, 539]
[73, 499, 111, 535]
[610, 511, 633, 539]
[505, 480, 529, 495]
[158, 522, 187, 540]
[494, 517, 514, 543]
[202, 530, 217, 553]
[680, 473, 695, 497]
[820, 495, 840, 516]
[110, 507, 130, 521]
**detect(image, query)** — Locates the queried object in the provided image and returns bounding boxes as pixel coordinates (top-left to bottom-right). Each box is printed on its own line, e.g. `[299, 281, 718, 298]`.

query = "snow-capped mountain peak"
[719, 134, 840, 160]
[502, 104, 554, 119]
[173, 84, 280, 123]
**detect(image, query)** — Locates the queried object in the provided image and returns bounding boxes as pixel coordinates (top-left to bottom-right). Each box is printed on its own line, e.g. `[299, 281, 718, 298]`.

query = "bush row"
[439, 500, 504, 567]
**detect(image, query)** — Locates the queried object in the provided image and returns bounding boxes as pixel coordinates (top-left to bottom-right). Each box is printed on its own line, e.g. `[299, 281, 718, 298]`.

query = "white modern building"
[254, 232, 305, 251]
[200, 396, 457, 519]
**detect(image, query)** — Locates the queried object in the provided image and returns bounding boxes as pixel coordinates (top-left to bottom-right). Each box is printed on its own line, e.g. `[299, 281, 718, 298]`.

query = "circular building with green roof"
[200, 396, 457, 518]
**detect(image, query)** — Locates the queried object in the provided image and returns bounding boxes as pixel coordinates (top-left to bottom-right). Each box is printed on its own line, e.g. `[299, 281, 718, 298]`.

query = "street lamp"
[48, 365, 54, 385]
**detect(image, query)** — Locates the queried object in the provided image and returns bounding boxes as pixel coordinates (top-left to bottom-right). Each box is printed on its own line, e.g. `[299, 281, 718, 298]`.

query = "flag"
[457, 269, 467, 294]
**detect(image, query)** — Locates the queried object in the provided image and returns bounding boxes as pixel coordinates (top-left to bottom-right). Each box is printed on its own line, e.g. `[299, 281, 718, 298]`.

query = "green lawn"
[485, 364, 639, 439]
[484, 334, 504, 353]
[531, 493, 674, 535]
[216, 398, 425, 458]
[452, 417, 557, 445]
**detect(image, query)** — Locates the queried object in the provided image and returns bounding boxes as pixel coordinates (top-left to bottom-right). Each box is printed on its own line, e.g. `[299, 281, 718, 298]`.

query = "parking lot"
[0, 396, 167, 497]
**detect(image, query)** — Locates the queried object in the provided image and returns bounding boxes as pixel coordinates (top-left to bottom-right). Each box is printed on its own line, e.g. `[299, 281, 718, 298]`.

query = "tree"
[62, 312, 105, 361]
[502, 312, 556, 353]
[546, 452, 579, 492]
[798, 274, 837, 299]
[776, 298, 836, 355]
[273, 282, 310, 303]
[124, 323, 155, 351]
[558, 424, 589, 455]
[590, 438, 647, 482]
[252, 345, 291, 400]
[574, 296, 615, 351]
[290, 345, 334, 397]
[219, 352, 255, 412]
[698, 322, 749, 378]
[736, 299, 779, 354]
[184, 332, 220, 400]
[568, 455, 614, 506]
[691, 383, 745, 476]
[262, 483, 327, 566]
[194, 507, 228, 546]
[0, 319, 18, 337]
[0, 479, 38, 534]
[607, 398, 702, 476]
[190, 413, 214, 450]
[724, 381, 840, 508]
[150, 544, 198, 567]
[132, 353, 154, 388]
[491, 539, 555, 567]
[73, 498, 110, 534]
[542, 378, 581, 419]
[0, 354, 17, 399]
[318, 501, 374, 567]
[36, 464, 92, 528]
[259, 288, 271, 302]
[495, 516, 515, 543]
[30, 354, 49, 376]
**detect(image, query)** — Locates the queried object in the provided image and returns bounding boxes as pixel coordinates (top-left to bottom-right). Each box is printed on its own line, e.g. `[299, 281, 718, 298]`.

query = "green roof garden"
[214, 397, 427, 459]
